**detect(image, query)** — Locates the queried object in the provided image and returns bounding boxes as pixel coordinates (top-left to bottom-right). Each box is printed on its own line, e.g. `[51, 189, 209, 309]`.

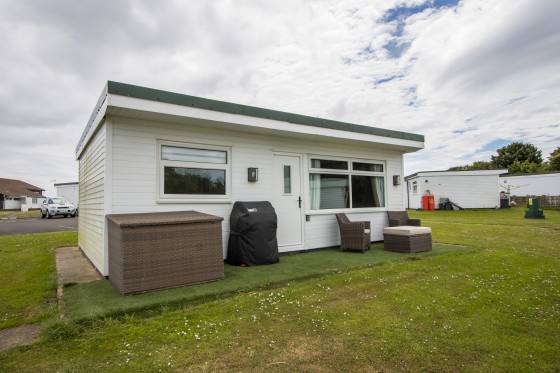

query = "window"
[310, 159, 348, 170]
[284, 165, 292, 194]
[352, 162, 383, 172]
[412, 181, 418, 195]
[159, 142, 231, 201]
[310, 173, 349, 209]
[351, 175, 385, 208]
[47, 198, 68, 204]
[309, 157, 385, 210]
[164, 168, 225, 195]
[32, 198, 37, 204]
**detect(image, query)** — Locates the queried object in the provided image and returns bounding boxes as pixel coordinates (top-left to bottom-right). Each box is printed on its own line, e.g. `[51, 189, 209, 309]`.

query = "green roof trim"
[77, 81, 424, 156]
[106, 81, 424, 142]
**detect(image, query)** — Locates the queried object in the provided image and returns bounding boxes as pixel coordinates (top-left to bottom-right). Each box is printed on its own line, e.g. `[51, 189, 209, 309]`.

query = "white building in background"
[0, 178, 46, 211]
[499, 172, 560, 196]
[405, 169, 507, 210]
[55, 182, 79, 204]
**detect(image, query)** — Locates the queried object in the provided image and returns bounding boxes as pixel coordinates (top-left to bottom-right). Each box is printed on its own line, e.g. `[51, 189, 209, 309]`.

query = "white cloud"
[0, 0, 558, 196]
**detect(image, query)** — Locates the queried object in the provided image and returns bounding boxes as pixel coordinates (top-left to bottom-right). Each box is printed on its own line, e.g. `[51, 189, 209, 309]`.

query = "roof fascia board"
[500, 171, 560, 177]
[106, 81, 424, 142]
[108, 94, 424, 151]
[406, 170, 508, 179]
[76, 83, 109, 157]
[76, 94, 108, 159]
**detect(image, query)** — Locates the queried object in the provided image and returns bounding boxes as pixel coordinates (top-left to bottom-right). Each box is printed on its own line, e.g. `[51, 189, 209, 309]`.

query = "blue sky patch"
[457, 139, 511, 160]
[382, 1, 459, 58]
[383, 0, 460, 35]
[384, 3, 430, 24]
[374, 74, 404, 85]
[480, 139, 511, 153]
[452, 127, 475, 134]
[384, 39, 410, 58]
[384, 0, 459, 22]
[405, 86, 420, 107]
[358, 43, 376, 59]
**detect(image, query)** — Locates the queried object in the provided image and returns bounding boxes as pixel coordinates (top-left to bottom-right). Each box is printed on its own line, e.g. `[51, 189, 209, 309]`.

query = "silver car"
[40, 197, 77, 218]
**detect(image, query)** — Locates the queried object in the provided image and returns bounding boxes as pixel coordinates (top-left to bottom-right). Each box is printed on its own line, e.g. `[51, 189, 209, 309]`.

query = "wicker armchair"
[386, 211, 421, 227]
[335, 213, 371, 252]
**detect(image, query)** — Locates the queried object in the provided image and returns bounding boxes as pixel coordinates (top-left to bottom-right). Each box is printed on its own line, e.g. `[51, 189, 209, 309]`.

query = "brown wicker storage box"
[106, 211, 224, 295]
[383, 226, 432, 253]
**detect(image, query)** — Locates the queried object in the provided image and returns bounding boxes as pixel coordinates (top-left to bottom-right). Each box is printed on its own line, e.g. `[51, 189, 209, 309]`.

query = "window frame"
[157, 140, 232, 203]
[308, 155, 386, 212]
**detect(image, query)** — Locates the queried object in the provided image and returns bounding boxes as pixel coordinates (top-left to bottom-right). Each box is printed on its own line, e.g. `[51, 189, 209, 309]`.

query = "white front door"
[273, 154, 303, 251]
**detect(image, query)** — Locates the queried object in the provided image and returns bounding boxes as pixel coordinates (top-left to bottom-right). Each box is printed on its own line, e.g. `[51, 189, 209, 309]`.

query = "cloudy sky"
[1, 0, 559, 197]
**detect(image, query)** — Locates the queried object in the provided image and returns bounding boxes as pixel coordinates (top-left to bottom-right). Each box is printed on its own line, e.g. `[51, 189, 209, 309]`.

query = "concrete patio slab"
[55, 246, 101, 285]
[0, 324, 42, 351]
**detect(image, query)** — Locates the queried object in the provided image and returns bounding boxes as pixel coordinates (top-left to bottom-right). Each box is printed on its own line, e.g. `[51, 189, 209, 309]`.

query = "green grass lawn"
[1, 208, 559, 372]
[63, 243, 460, 323]
[0, 210, 41, 219]
[0, 232, 78, 329]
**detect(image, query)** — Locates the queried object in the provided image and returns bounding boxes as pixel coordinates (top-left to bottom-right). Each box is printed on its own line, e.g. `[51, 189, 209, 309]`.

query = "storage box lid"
[106, 211, 223, 227]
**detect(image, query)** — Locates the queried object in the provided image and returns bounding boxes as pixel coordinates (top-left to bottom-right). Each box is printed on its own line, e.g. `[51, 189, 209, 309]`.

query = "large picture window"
[164, 167, 226, 195]
[309, 157, 385, 210]
[159, 142, 230, 201]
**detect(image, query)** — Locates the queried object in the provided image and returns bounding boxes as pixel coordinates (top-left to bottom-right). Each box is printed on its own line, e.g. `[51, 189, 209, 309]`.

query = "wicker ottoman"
[383, 226, 432, 253]
[106, 211, 224, 295]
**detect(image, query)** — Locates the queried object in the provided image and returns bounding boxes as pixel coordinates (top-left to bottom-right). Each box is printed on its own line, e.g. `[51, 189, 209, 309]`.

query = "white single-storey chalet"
[405, 169, 507, 210]
[76, 81, 424, 276]
[499, 172, 560, 196]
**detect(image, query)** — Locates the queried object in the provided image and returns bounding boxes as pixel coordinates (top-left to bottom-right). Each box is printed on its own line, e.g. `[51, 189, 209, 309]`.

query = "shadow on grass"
[63, 243, 469, 323]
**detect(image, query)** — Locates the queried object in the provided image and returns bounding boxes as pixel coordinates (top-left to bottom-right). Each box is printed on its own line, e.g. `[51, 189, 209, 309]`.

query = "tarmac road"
[0, 216, 78, 236]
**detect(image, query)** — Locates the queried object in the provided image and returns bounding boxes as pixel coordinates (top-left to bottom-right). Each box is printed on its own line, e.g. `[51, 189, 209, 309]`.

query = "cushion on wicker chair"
[383, 226, 431, 236]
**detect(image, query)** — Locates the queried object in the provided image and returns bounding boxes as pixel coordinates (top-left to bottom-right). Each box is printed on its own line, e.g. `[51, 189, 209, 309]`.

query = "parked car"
[40, 197, 77, 218]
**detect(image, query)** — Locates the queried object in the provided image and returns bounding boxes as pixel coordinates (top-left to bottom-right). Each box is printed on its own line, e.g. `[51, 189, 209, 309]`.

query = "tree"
[491, 142, 543, 169]
[448, 165, 469, 171]
[447, 142, 551, 173]
[548, 146, 560, 171]
[448, 161, 495, 171]
[469, 161, 496, 170]
[507, 160, 549, 174]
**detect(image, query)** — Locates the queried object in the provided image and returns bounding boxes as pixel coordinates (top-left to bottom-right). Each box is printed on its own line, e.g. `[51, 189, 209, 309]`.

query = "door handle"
[298, 196, 302, 208]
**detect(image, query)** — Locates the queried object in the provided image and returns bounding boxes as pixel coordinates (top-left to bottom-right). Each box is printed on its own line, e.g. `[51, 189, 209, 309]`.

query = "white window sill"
[157, 198, 232, 204]
[307, 208, 387, 216]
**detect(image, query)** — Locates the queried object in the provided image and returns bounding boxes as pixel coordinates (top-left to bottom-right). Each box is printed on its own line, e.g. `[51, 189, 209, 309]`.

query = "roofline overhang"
[76, 81, 425, 158]
[405, 169, 509, 180]
[499, 171, 560, 177]
[0, 193, 45, 198]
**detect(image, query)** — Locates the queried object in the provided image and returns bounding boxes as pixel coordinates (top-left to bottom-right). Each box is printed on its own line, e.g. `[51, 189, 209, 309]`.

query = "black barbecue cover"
[226, 201, 279, 266]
